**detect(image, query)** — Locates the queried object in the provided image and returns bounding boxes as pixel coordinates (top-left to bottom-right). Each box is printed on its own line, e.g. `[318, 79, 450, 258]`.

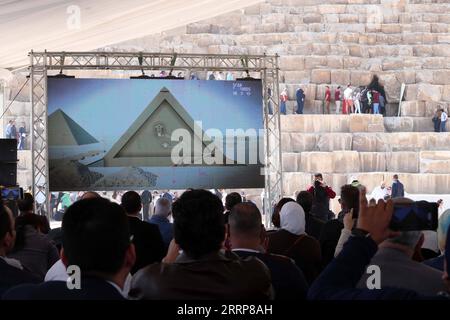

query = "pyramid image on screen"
[48, 109, 99, 146]
[103, 87, 229, 167]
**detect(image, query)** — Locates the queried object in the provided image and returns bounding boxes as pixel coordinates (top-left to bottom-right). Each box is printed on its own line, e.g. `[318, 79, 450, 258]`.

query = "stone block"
[412, 117, 435, 132]
[300, 152, 334, 174]
[417, 83, 443, 102]
[431, 23, 450, 33]
[424, 101, 449, 117]
[433, 70, 450, 85]
[304, 56, 328, 69]
[400, 101, 425, 117]
[279, 56, 305, 71]
[282, 153, 301, 172]
[359, 152, 387, 172]
[416, 70, 434, 83]
[281, 133, 291, 152]
[433, 44, 450, 57]
[419, 133, 450, 151]
[443, 85, 450, 101]
[388, 133, 422, 151]
[351, 173, 386, 193]
[386, 152, 419, 173]
[327, 56, 344, 69]
[316, 133, 353, 151]
[384, 117, 414, 132]
[352, 133, 385, 152]
[311, 69, 331, 84]
[282, 71, 310, 83]
[17, 150, 32, 170]
[283, 172, 312, 197]
[17, 169, 32, 189]
[420, 151, 450, 174]
[5, 101, 28, 117]
[349, 114, 384, 132]
[350, 71, 373, 86]
[330, 70, 350, 85]
[289, 133, 317, 152]
[332, 151, 360, 173]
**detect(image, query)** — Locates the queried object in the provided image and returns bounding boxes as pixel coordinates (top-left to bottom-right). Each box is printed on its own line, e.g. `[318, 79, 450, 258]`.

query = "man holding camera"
[307, 173, 336, 210]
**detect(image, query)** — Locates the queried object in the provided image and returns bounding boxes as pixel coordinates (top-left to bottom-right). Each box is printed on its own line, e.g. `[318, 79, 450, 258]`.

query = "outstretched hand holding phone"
[356, 188, 400, 244]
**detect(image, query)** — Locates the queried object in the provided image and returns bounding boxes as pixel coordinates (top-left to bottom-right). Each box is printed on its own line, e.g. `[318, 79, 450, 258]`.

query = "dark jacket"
[305, 213, 325, 240]
[8, 225, 59, 280]
[0, 258, 40, 297]
[267, 229, 322, 285]
[233, 250, 308, 300]
[319, 219, 344, 267]
[391, 181, 405, 198]
[128, 251, 273, 300]
[128, 216, 165, 274]
[308, 236, 448, 300]
[3, 276, 125, 300]
[423, 255, 445, 271]
[149, 215, 173, 251]
[310, 204, 334, 221]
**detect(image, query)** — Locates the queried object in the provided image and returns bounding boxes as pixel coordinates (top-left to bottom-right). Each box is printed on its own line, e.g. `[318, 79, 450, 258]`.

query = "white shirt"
[35, 192, 46, 204]
[45, 259, 132, 297]
[371, 186, 389, 201]
[344, 87, 353, 100]
[0, 256, 23, 270]
[231, 248, 260, 253]
[441, 112, 448, 122]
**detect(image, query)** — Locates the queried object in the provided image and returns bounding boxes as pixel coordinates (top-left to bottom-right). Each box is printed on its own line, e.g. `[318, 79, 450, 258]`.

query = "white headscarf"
[280, 202, 306, 236]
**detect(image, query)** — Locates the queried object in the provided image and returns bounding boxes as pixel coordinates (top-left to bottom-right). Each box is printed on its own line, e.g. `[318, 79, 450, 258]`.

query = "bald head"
[81, 191, 101, 200]
[229, 202, 262, 239]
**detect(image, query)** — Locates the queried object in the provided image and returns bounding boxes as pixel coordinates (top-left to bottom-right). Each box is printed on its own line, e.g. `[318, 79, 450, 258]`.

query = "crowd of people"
[279, 75, 389, 116]
[0, 173, 449, 300]
[4, 119, 27, 150]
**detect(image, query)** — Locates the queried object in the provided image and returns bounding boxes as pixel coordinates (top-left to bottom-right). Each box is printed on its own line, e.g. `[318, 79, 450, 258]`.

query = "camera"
[0, 186, 24, 201]
[390, 201, 438, 231]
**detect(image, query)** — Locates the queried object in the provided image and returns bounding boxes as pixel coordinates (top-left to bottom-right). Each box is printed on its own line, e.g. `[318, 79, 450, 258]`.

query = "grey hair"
[155, 197, 171, 217]
[385, 231, 422, 249]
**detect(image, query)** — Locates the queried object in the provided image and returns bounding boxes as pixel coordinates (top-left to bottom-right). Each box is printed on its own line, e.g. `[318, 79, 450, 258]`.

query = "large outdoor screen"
[47, 78, 264, 191]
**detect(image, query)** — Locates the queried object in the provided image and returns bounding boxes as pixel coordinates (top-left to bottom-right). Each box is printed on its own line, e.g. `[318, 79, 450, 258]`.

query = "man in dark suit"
[129, 190, 272, 300]
[0, 204, 40, 296]
[229, 202, 308, 300]
[121, 191, 165, 274]
[3, 198, 135, 300]
[391, 174, 405, 199]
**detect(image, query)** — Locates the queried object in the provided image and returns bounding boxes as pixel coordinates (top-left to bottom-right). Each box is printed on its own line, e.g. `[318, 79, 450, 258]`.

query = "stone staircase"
[113, 0, 450, 117]
[281, 114, 450, 198]
[3, 0, 450, 200]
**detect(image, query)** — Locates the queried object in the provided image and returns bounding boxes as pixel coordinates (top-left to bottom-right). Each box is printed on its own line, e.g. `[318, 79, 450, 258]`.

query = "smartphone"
[0, 187, 24, 201]
[389, 201, 438, 231]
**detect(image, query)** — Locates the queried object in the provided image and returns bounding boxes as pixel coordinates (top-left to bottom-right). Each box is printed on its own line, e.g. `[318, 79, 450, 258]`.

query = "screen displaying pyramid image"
[47, 77, 264, 191]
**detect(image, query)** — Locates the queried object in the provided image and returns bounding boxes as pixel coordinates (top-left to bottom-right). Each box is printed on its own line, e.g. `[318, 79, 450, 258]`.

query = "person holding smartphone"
[307, 173, 336, 211]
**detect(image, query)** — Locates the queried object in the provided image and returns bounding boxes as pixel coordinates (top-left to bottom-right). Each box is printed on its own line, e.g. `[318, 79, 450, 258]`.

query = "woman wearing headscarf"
[267, 202, 322, 284]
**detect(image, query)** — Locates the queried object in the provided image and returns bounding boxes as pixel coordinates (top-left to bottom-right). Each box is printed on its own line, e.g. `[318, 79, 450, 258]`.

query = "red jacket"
[307, 185, 336, 199]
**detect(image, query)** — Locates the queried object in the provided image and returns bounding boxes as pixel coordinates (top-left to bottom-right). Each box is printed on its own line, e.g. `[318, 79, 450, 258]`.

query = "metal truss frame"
[30, 51, 283, 224]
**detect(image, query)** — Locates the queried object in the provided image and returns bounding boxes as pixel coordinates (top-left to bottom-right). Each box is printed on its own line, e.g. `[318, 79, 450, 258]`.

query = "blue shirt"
[149, 215, 173, 249]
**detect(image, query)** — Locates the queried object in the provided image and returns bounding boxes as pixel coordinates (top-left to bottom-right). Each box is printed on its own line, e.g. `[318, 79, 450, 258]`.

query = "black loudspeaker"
[0, 139, 18, 186]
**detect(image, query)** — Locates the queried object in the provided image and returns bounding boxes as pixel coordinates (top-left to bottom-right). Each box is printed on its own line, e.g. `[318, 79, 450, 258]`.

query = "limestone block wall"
[281, 114, 450, 197]
[3, 0, 450, 196]
[111, 0, 450, 116]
